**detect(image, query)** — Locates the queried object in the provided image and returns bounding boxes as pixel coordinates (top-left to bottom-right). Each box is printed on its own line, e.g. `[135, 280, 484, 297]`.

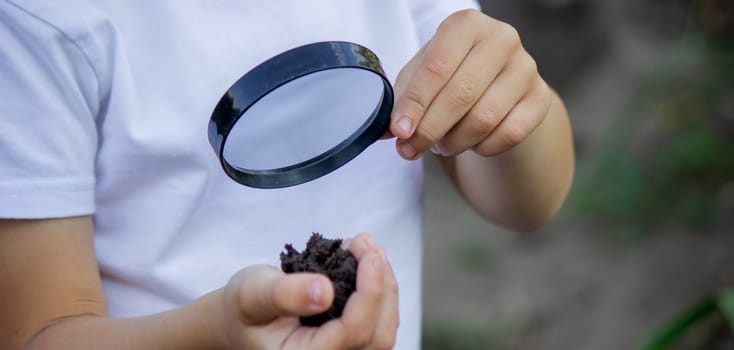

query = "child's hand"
[389, 9, 553, 160]
[218, 233, 398, 349]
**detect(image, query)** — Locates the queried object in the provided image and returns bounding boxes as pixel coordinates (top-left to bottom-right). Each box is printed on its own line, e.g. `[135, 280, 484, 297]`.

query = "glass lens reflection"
[222, 68, 383, 170]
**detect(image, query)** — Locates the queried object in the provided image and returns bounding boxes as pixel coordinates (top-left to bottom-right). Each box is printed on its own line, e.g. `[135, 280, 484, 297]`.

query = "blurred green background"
[421, 0, 734, 349]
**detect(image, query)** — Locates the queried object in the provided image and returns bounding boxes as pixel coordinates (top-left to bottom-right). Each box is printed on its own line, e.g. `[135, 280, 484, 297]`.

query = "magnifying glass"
[208, 41, 394, 189]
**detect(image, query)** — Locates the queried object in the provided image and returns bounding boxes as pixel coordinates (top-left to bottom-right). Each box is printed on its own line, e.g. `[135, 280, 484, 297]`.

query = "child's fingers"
[371, 249, 400, 349]
[342, 232, 374, 260]
[389, 12, 478, 143]
[437, 49, 533, 156]
[336, 249, 386, 348]
[337, 234, 399, 348]
[472, 76, 551, 157]
[235, 265, 334, 325]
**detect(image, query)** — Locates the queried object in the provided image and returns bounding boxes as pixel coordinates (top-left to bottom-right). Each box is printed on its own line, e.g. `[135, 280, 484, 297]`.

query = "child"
[0, 0, 573, 348]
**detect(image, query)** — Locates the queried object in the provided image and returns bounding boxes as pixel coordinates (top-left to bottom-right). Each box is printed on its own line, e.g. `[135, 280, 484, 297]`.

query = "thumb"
[235, 265, 334, 325]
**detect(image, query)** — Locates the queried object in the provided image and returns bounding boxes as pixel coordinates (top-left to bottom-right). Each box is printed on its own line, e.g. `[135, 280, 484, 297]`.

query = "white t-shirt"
[0, 0, 478, 348]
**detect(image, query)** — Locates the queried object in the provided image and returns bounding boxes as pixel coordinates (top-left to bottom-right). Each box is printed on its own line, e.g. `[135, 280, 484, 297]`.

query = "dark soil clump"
[280, 233, 357, 327]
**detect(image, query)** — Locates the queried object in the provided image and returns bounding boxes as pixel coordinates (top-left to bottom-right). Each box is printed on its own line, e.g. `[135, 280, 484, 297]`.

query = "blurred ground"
[423, 159, 734, 350]
[421, 1, 734, 349]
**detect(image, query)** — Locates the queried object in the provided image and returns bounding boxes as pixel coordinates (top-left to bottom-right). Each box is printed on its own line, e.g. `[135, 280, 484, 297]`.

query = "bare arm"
[0, 217, 222, 349]
[388, 10, 575, 232]
[0, 217, 397, 349]
[437, 91, 574, 232]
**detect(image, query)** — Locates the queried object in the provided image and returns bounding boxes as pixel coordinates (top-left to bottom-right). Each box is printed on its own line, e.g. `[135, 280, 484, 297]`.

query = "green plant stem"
[638, 289, 734, 350]
[638, 296, 718, 350]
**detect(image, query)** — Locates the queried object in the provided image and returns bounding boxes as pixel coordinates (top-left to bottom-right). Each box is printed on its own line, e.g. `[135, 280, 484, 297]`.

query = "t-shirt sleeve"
[0, 3, 99, 219]
[409, 0, 481, 46]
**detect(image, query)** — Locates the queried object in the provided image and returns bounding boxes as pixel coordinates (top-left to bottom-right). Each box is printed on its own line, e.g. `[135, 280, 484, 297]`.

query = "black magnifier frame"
[208, 41, 394, 189]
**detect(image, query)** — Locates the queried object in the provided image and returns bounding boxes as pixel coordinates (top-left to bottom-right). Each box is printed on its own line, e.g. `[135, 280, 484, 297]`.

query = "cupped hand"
[388, 9, 553, 160]
[220, 233, 398, 350]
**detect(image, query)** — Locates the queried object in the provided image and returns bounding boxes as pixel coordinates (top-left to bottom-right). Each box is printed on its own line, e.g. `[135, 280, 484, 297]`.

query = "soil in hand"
[280, 233, 357, 327]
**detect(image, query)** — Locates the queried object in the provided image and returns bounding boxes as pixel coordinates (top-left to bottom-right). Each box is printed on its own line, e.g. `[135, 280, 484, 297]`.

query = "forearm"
[439, 90, 575, 232]
[1, 216, 389, 349]
[25, 289, 225, 350]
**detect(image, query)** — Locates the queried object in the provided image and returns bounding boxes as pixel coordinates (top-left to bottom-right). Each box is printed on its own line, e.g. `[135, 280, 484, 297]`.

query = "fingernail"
[308, 280, 322, 305]
[398, 142, 417, 160]
[430, 144, 447, 156]
[395, 117, 413, 137]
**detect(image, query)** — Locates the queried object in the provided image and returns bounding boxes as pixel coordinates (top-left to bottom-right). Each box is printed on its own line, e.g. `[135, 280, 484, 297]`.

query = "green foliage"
[721, 291, 734, 328]
[638, 289, 734, 350]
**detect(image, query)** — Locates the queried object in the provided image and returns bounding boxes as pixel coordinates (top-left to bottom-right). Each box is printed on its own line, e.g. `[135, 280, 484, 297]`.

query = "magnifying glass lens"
[209, 41, 393, 189]
[223, 68, 384, 171]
